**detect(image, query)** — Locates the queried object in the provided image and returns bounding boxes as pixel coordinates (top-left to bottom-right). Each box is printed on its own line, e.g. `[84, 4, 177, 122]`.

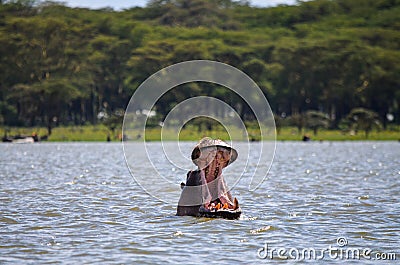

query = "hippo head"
[177, 138, 240, 216]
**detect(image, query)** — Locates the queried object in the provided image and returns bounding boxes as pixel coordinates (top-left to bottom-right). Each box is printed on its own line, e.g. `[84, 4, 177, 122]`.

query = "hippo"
[176, 137, 241, 219]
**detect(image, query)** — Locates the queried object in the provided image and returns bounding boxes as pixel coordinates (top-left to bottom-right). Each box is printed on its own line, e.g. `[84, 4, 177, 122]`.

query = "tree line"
[0, 0, 399, 135]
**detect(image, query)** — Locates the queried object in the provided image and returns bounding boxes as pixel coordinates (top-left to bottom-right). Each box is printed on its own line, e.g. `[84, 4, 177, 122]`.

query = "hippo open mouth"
[177, 138, 241, 219]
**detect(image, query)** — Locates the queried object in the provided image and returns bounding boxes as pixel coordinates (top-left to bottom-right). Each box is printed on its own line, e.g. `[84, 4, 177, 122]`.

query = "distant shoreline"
[2, 125, 399, 142]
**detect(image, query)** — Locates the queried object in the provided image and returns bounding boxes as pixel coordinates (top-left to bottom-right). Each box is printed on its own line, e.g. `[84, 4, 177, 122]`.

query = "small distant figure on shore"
[107, 133, 111, 142]
[31, 132, 39, 142]
[302, 135, 311, 142]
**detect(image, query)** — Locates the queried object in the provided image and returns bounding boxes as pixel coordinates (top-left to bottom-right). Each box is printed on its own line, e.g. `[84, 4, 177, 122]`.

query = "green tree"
[1, 0, 400, 133]
[287, 113, 305, 135]
[305, 110, 330, 136]
[100, 108, 124, 139]
[347, 108, 382, 138]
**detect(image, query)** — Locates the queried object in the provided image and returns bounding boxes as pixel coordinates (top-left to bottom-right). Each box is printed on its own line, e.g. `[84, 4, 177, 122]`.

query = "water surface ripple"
[0, 142, 399, 264]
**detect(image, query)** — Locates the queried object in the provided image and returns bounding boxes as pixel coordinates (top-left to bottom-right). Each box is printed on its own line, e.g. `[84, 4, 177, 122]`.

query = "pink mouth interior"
[201, 148, 236, 210]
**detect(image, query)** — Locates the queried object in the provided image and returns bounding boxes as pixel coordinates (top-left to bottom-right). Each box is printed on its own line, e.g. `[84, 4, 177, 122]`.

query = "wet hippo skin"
[176, 170, 202, 216]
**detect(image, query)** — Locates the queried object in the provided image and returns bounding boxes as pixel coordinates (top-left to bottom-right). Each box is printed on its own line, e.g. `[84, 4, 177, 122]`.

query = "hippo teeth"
[233, 197, 239, 210]
[214, 166, 219, 177]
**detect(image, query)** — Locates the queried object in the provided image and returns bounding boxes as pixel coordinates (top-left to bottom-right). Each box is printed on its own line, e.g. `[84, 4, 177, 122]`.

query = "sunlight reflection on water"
[0, 142, 399, 264]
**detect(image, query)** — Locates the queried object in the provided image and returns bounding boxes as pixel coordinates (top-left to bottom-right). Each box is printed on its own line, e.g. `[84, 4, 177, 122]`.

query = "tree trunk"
[297, 125, 302, 135]
[47, 123, 52, 136]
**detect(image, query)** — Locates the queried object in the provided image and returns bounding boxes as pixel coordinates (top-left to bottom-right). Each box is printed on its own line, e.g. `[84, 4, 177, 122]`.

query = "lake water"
[0, 142, 399, 264]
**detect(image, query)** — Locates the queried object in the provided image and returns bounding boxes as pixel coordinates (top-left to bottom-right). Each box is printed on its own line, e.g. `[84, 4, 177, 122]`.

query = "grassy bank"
[276, 127, 400, 141]
[1, 125, 111, 142]
[1, 125, 400, 142]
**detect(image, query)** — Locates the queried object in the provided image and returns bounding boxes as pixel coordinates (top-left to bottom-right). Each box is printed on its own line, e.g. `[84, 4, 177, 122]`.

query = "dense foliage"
[1, 0, 399, 134]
